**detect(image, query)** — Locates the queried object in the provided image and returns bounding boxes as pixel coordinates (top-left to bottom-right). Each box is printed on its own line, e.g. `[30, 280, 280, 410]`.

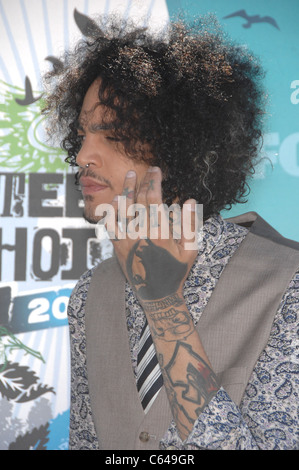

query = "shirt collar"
[197, 215, 227, 258]
[197, 214, 249, 259]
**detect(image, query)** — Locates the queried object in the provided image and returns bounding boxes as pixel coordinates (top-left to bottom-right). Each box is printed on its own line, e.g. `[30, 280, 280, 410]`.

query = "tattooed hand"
[104, 167, 218, 441]
[107, 167, 198, 305]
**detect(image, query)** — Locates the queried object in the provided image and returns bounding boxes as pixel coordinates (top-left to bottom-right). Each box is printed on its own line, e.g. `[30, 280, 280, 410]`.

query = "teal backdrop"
[167, 0, 299, 241]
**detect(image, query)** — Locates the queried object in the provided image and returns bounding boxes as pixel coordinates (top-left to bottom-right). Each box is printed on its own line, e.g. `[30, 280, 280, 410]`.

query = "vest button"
[139, 431, 150, 442]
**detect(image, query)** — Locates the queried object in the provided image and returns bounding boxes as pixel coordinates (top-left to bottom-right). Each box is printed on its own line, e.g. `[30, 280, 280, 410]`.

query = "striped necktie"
[136, 320, 163, 413]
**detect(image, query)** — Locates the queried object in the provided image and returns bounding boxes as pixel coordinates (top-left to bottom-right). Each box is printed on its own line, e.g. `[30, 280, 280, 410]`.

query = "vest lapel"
[199, 212, 299, 404]
[85, 257, 145, 450]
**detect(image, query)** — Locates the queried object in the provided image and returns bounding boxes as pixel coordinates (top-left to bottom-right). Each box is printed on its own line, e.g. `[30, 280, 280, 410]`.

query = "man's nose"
[76, 138, 103, 169]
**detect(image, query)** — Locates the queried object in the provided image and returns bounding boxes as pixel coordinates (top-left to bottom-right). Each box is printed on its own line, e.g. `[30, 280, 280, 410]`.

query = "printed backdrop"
[0, 0, 169, 450]
[0, 0, 298, 450]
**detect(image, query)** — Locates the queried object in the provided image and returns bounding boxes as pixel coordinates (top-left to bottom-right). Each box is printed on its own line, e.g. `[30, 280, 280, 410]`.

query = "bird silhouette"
[45, 56, 64, 73]
[73, 8, 147, 40]
[15, 76, 42, 106]
[74, 8, 105, 38]
[223, 9, 280, 30]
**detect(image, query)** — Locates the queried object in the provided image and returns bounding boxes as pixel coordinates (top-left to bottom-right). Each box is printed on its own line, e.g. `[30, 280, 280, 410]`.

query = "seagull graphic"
[45, 56, 64, 73]
[15, 76, 42, 106]
[74, 8, 147, 39]
[223, 9, 280, 30]
[74, 8, 104, 38]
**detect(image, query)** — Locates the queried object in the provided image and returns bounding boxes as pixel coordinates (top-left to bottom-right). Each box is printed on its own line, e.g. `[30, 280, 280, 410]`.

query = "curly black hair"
[42, 14, 266, 220]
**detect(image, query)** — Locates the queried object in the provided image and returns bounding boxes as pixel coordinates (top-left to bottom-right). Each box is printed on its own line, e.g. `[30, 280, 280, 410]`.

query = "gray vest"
[84, 212, 299, 450]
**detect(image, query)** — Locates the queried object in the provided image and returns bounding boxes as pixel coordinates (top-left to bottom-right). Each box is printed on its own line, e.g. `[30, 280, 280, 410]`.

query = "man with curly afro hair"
[43, 15, 299, 450]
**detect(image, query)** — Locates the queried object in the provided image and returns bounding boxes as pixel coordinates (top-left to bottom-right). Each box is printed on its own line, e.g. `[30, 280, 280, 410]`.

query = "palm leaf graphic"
[0, 326, 45, 372]
[0, 80, 66, 173]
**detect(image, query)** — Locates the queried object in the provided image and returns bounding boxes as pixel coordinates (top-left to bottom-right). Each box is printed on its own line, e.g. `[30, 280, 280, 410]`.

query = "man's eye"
[106, 135, 121, 142]
[77, 135, 85, 143]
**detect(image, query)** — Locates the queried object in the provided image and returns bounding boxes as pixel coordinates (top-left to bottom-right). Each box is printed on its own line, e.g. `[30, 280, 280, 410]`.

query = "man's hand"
[102, 167, 218, 441]
[107, 167, 198, 305]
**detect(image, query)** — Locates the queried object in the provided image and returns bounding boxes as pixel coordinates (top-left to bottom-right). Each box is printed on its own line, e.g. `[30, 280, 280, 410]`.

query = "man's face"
[76, 79, 150, 223]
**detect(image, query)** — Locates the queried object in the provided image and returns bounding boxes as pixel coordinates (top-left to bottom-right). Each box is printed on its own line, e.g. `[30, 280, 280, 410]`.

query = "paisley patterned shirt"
[67, 216, 299, 450]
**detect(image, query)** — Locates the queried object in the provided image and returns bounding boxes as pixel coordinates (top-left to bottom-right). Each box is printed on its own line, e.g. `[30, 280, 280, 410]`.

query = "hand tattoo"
[126, 239, 188, 301]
